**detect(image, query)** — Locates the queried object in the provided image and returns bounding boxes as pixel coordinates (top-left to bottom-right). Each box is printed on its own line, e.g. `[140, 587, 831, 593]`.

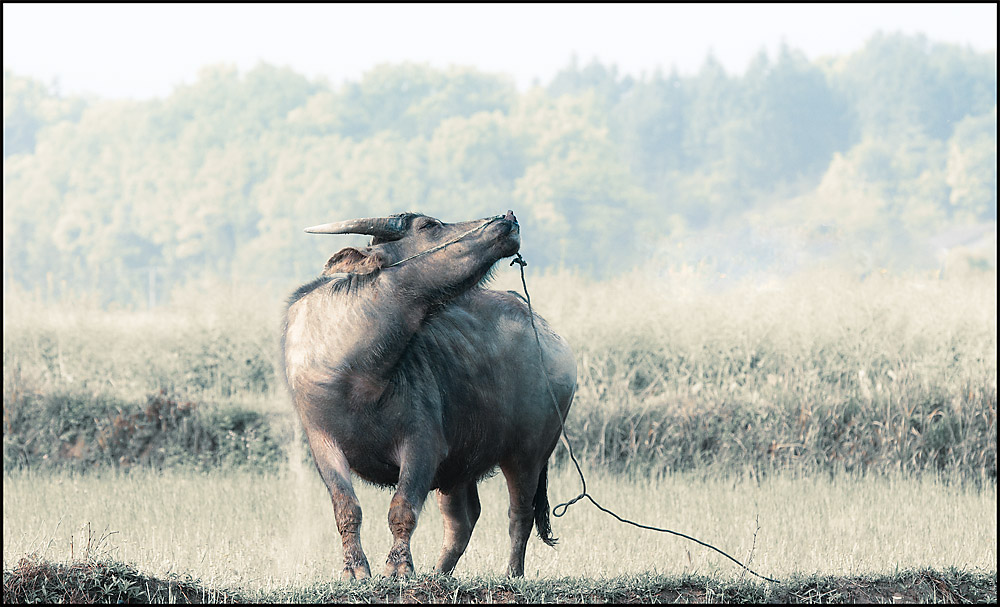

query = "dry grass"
[4, 267, 996, 477]
[3, 466, 995, 589]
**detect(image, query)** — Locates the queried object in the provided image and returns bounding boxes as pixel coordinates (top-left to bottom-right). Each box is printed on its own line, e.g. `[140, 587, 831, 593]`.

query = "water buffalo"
[281, 210, 577, 578]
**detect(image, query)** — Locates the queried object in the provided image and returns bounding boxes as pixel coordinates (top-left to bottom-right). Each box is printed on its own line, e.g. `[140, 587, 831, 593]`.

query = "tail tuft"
[533, 465, 558, 547]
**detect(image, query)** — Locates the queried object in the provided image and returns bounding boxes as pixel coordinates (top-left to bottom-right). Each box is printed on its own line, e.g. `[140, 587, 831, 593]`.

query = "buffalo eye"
[419, 219, 442, 231]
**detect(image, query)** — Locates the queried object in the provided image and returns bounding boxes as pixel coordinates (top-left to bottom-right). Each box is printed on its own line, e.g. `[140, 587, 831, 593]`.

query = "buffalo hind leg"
[501, 462, 544, 577]
[385, 440, 439, 577]
[434, 482, 481, 574]
[305, 430, 371, 580]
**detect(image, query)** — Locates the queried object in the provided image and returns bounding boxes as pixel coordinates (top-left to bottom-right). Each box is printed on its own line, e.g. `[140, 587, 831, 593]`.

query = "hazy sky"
[3, 3, 997, 100]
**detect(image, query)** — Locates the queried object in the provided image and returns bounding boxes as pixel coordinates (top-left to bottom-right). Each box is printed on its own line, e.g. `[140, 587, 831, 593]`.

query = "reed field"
[3, 267, 998, 602]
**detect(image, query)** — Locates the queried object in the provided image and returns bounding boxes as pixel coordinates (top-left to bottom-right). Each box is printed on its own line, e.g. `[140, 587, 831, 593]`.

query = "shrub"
[3, 389, 285, 472]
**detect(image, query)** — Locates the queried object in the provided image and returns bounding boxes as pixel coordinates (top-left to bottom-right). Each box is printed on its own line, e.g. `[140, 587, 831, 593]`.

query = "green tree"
[425, 110, 526, 217]
[726, 45, 851, 189]
[946, 108, 998, 222]
[833, 33, 997, 142]
[610, 68, 688, 186]
[3, 70, 85, 158]
[511, 91, 649, 273]
[548, 55, 634, 114]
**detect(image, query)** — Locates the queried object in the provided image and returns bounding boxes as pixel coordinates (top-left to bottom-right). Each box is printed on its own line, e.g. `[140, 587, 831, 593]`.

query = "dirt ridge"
[3, 556, 996, 604]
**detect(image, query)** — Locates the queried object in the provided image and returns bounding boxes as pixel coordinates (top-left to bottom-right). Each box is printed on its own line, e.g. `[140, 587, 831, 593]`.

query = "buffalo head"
[306, 211, 520, 299]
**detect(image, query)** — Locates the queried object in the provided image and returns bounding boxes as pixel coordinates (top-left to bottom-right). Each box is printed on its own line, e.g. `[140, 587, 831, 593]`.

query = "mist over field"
[3, 32, 996, 306]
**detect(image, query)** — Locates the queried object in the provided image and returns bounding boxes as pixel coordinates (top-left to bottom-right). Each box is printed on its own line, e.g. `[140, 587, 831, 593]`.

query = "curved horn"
[304, 216, 407, 240]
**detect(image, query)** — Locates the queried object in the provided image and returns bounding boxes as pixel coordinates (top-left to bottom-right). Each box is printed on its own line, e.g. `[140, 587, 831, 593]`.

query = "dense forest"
[3, 33, 996, 306]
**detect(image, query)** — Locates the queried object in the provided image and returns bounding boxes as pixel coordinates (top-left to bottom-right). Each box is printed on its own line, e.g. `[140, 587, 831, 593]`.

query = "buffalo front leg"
[306, 430, 371, 580]
[385, 441, 439, 577]
[434, 482, 481, 574]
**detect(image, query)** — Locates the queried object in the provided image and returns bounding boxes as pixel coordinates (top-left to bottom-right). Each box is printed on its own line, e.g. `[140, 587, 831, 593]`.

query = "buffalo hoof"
[384, 543, 414, 577]
[341, 562, 371, 581]
[384, 558, 414, 577]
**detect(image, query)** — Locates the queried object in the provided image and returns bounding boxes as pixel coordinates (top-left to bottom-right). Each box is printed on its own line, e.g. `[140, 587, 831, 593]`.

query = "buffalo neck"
[325, 273, 433, 407]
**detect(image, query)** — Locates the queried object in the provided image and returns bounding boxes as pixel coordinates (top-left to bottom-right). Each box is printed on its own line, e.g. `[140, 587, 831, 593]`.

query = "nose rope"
[511, 252, 781, 585]
[386, 215, 505, 268]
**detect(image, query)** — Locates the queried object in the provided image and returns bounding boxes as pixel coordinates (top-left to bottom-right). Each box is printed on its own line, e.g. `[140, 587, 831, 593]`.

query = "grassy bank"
[4, 556, 996, 603]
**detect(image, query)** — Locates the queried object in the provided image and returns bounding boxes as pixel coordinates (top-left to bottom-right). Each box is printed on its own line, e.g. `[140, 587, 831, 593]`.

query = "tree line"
[3, 32, 996, 305]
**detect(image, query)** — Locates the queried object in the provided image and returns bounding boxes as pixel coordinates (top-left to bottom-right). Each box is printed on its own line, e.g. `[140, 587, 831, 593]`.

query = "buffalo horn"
[304, 216, 407, 240]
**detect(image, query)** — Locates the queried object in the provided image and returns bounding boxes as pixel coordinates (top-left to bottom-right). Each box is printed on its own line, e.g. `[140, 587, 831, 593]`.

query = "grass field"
[4, 466, 996, 592]
[3, 268, 997, 601]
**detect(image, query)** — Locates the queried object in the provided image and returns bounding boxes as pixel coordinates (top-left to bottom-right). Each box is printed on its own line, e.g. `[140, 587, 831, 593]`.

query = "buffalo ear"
[323, 247, 388, 276]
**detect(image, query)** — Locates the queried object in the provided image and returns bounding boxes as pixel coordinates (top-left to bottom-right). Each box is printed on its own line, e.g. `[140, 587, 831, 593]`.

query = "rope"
[365, 219, 779, 582]
[510, 252, 781, 585]
[387, 215, 504, 268]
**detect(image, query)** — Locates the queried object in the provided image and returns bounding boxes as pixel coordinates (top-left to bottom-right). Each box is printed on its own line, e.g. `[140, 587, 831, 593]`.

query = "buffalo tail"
[533, 465, 558, 547]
